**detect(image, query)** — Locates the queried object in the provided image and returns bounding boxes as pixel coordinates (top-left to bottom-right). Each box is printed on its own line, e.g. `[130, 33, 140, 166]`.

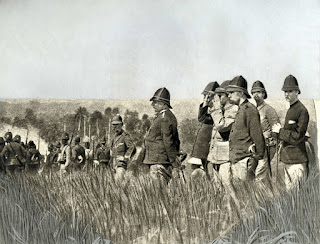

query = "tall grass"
[0, 166, 319, 244]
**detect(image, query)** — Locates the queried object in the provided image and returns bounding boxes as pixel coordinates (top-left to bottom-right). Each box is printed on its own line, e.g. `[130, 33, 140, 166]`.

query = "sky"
[0, 0, 320, 100]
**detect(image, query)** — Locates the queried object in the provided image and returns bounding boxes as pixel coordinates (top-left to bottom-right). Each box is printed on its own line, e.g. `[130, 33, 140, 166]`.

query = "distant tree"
[104, 107, 112, 117]
[90, 111, 103, 138]
[25, 108, 37, 123]
[124, 110, 143, 146]
[0, 116, 11, 124]
[178, 118, 199, 153]
[112, 107, 120, 115]
[141, 114, 151, 135]
[75, 107, 89, 135]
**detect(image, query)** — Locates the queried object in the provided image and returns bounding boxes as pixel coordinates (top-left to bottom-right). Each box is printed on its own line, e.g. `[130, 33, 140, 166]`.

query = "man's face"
[112, 124, 123, 135]
[228, 91, 241, 105]
[61, 139, 68, 145]
[284, 90, 299, 104]
[252, 91, 265, 105]
[151, 100, 165, 113]
[218, 93, 228, 106]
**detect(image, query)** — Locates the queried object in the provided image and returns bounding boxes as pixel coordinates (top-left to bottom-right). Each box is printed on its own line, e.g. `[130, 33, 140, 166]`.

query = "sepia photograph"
[0, 0, 319, 243]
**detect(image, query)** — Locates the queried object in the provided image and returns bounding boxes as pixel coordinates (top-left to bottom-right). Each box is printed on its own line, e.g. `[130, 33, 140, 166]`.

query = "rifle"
[266, 144, 272, 178]
[276, 137, 279, 183]
[25, 129, 29, 145]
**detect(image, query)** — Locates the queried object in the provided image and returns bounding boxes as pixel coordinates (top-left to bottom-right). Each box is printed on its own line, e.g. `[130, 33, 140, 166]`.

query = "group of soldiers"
[0, 74, 313, 192]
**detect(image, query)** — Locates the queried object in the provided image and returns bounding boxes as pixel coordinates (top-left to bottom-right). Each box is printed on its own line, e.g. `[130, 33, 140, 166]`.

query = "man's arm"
[248, 108, 265, 160]
[160, 118, 178, 163]
[124, 134, 135, 163]
[279, 109, 309, 145]
[198, 103, 213, 124]
[64, 146, 72, 167]
[211, 105, 238, 133]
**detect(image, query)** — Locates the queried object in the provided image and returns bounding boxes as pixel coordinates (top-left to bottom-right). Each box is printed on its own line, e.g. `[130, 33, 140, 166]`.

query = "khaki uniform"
[255, 102, 280, 182]
[58, 144, 72, 172]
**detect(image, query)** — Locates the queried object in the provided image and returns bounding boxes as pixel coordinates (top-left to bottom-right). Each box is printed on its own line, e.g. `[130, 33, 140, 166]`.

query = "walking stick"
[276, 137, 279, 183]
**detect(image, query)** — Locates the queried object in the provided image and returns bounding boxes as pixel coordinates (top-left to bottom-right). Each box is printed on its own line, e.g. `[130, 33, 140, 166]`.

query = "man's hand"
[272, 123, 281, 134]
[212, 94, 221, 110]
[93, 160, 100, 167]
[248, 144, 256, 154]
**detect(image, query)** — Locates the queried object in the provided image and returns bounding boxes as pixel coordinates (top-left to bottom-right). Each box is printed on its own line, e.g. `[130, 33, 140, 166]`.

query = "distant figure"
[226, 76, 265, 182]
[1, 132, 27, 175]
[43, 143, 55, 172]
[143, 87, 180, 184]
[72, 136, 86, 170]
[251, 81, 280, 188]
[13, 134, 21, 144]
[58, 132, 72, 173]
[26, 140, 41, 173]
[272, 75, 309, 190]
[188, 81, 219, 179]
[94, 136, 111, 168]
[83, 136, 94, 168]
[110, 114, 135, 181]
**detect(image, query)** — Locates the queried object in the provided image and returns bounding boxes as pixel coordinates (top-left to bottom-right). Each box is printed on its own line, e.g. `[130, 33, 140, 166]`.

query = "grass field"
[0, 163, 319, 244]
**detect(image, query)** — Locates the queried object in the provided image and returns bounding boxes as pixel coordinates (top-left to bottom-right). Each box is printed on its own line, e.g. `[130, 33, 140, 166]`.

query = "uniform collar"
[257, 101, 266, 111]
[155, 109, 168, 117]
[239, 99, 248, 107]
[290, 99, 299, 107]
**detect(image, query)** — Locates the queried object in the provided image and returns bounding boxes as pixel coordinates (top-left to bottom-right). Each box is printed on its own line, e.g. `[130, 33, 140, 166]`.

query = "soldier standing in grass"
[251, 81, 280, 189]
[13, 134, 21, 144]
[58, 132, 72, 173]
[272, 75, 309, 190]
[207, 80, 238, 184]
[94, 136, 111, 168]
[188, 81, 219, 179]
[1, 132, 27, 175]
[226, 76, 265, 182]
[143, 87, 180, 184]
[72, 136, 86, 170]
[110, 114, 135, 181]
[25, 140, 41, 173]
[83, 136, 94, 168]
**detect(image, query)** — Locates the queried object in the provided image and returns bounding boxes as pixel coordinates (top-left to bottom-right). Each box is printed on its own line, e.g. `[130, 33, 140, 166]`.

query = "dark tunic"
[191, 103, 214, 159]
[229, 100, 265, 163]
[111, 130, 135, 167]
[1, 142, 27, 166]
[144, 109, 180, 164]
[279, 100, 309, 164]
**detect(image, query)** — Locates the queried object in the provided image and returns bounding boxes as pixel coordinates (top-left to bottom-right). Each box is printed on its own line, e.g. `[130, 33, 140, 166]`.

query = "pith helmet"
[28, 140, 36, 148]
[282, 75, 301, 94]
[111, 114, 123, 125]
[251, 80, 267, 99]
[83, 136, 90, 143]
[74, 136, 81, 143]
[61, 132, 69, 140]
[150, 87, 172, 109]
[215, 80, 231, 94]
[13, 134, 21, 143]
[0, 137, 4, 145]
[201, 81, 219, 95]
[4, 132, 12, 142]
[226, 76, 251, 98]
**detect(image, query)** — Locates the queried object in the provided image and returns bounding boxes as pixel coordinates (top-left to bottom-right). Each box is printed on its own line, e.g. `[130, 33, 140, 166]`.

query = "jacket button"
[229, 148, 232, 151]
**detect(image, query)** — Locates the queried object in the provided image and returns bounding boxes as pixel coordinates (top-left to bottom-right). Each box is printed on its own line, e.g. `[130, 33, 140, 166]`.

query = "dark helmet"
[48, 143, 54, 150]
[4, 132, 12, 142]
[74, 136, 81, 143]
[61, 132, 69, 140]
[282, 75, 301, 94]
[201, 81, 219, 95]
[111, 114, 123, 125]
[13, 134, 21, 143]
[215, 80, 231, 94]
[150, 87, 172, 109]
[251, 80, 267, 99]
[226, 76, 251, 98]
[0, 137, 4, 145]
[28, 140, 36, 148]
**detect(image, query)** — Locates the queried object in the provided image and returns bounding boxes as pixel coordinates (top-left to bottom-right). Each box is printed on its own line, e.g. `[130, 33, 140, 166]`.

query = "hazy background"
[1, 0, 320, 100]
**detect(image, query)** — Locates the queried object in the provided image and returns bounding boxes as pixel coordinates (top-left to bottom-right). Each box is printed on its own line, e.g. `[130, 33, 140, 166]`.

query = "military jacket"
[95, 145, 111, 163]
[26, 148, 41, 165]
[208, 103, 238, 164]
[229, 100, 265, 163]
[191, 103, 214, 159]
[58, 144, 72, 167]
[144, 109, 180, 164]
[111, 130, 135, 163]
[1, 142, 27, 166]
[279, 100, 309, 164]
[72, 144, 86, 165]
[257, 101, 280, 146]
